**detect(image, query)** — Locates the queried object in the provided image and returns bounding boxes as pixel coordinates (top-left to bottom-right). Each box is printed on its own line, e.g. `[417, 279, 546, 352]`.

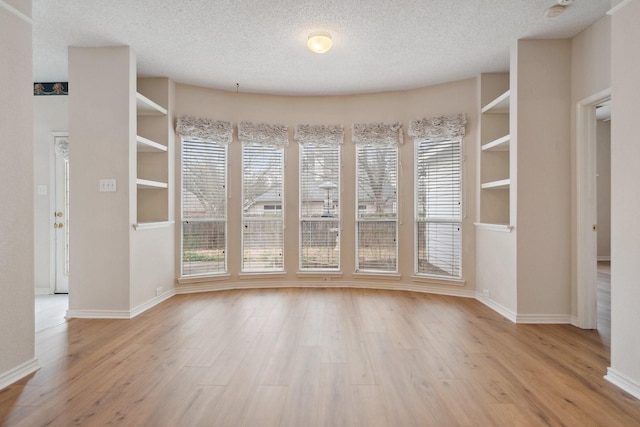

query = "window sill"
[237, 272, 287, 280]
[297, 271, 343, 279]
[352, 272, 401, 281]
[411, 275, 465, 287]
[177, 273, 231, 285]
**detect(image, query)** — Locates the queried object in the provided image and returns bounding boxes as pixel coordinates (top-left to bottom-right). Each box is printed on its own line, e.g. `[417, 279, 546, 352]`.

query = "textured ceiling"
[32, 0, 611, 96]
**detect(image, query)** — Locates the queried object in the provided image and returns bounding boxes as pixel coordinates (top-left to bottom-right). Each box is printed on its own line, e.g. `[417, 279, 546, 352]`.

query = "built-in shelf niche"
[135, 81, 170, 225]
[479, 74, 511, 226]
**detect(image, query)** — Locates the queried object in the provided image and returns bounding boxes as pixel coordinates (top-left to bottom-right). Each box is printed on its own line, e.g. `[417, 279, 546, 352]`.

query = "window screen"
[242, 145, 284, 272]
[415, 138, 462, 278]
[300, 144, 340, 270]
[181, 140, 227, 276]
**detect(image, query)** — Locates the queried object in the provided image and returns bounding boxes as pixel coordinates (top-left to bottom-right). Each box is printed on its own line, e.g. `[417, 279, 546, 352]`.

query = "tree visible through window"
[181, 140, 227, 276]
[242, 144, 284, 272]
[356, 144, 398, 272]
[415, 138, 462, 278]
[300, 143, 340, 270]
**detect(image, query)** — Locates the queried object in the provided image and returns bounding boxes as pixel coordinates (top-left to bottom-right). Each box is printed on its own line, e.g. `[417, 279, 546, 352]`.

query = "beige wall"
[570, 15, 612, 317]
[515, 39, 572, 316]
[596, 119, 611, 259]
[0, 0, 36, 381]
[68, 47, 135, 313]
[33, 96, 69, 292]
[610, 0, 640, 395]
[175, 80, 478, 292]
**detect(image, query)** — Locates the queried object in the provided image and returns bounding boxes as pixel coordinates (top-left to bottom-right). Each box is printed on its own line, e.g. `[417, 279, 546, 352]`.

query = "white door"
[53, 134, 69, 293]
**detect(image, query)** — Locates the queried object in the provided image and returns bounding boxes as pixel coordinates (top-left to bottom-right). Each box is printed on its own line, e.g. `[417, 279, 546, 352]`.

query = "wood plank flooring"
[4, 288, 640, 426]
[34, 294, 68, 332]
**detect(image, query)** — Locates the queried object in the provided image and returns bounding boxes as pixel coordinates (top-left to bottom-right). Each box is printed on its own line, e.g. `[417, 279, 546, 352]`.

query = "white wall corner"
[34, 287, 52, 295]
[605, 368, 640, 401]
[474, 292, 518, 322]
[0, 358, 39, 390]
[129, 289, 176, 318]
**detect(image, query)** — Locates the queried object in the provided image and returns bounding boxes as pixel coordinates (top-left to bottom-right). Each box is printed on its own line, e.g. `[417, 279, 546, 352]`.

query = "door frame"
[575, 88, 610, 329]
[49, 131, 69, 294]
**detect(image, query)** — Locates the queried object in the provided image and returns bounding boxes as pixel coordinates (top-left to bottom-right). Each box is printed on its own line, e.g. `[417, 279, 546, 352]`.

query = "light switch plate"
[99, 179, 117, 192]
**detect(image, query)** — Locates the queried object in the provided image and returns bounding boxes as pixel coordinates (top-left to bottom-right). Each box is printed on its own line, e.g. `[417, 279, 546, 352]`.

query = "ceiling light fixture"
[307, 31, 332, 54]
[545, 0, 574, 18]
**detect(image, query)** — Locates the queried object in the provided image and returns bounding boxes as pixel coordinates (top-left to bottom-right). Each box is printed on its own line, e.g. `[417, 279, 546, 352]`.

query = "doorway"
[576, 89, 611, 331]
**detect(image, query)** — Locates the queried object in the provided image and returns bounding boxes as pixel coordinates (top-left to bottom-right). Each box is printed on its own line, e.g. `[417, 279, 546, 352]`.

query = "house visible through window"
[415, 138, 462, 278]
[242, 144, 284, 272]
[356, 144, 398, 272]
[300, 143, 341, 270]
[181, 140, 227, 276]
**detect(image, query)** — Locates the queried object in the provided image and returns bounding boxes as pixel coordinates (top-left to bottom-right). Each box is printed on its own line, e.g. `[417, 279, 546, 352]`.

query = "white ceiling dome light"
[307, 31, 333, 54]
[545, 0, 574, 18]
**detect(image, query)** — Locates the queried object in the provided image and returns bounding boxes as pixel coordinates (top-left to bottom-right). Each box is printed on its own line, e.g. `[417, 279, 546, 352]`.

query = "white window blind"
[181, 140, 227, 276]
[356, 144, 398, 272]
[415, 138, 462, 278]
[300, 144, 340, 270]
[242, 145, 284, 272]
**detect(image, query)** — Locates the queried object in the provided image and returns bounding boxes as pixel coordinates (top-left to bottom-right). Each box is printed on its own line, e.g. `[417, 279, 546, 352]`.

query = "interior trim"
[0, 1, 32, 24]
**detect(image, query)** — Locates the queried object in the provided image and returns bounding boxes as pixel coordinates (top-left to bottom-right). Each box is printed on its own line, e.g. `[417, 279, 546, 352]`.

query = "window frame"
[355, 143, 399, 273]
[180, 138, 228, 277]
[413, 137, 463, 279]
[299, 143, 341, 272]
[241, 144, 285, 273]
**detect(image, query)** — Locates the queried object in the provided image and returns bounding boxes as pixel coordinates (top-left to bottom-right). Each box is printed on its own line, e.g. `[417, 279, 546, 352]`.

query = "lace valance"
[351, 122, 403, 146]
[238, 121, 289, 148]
[176, 115, 233, 145]
[408, 113, 466, 142]
[294, 124, 344, 146]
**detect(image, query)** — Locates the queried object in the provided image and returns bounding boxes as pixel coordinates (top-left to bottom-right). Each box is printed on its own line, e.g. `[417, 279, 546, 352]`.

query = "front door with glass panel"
[53, 134, 69, 293]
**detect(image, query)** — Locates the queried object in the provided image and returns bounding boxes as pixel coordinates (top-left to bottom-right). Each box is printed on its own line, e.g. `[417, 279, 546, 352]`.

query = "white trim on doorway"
[0, 1, 33, 24]
[575, 88, 611, 329]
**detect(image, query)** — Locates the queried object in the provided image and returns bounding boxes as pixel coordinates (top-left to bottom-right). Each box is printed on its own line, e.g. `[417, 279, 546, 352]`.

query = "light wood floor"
[597, 261, 611, 344]
[5, 288, 639, 426]
[34, 294, 68, 332]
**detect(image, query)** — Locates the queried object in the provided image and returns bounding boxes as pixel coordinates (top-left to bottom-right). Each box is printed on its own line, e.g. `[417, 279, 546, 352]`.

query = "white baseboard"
[597, 256, 611, 262]
[66, 309, 132, 319]
[176, 280, 475, 298]
[66, 288, 176, 320]
[474, 293, 517, 322]
[34, 287, 52, 295]
[515, 314, 573, 324]
[130, 289, 176, 318]
[0, 358, 39, 390]
[606, 368, 640, 400]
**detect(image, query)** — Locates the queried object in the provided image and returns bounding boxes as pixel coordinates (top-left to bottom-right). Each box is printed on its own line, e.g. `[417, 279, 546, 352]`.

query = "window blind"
[300, 144, 340, 270]
[242, 145, 284, 272]
[182, 140, 227, 276]
[356, 144, 398, 272]
[415, 138, 462, 278]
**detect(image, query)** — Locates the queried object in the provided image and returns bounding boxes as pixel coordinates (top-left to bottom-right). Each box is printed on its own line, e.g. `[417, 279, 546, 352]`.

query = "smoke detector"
[545, 0, 574, 18]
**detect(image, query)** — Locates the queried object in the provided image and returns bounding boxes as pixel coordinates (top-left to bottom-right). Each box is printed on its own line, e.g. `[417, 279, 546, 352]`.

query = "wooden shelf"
[474, 222, 513, 232]
[136, 92, 167, 116]
[136, 135, 167, 152]
[482, 134, 510, 151]
[481, 90, 510, 114]
[481, 178, 510, 190]
[136, 178, 168, 189]
[133, 221, 174, 230]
